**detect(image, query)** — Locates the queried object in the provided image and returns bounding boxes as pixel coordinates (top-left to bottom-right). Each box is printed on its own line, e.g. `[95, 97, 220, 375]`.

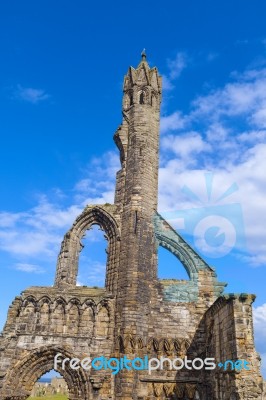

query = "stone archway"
[1, 346, 90, 400]
[54, 204, 120, 293]
[156, 233, 198, 280]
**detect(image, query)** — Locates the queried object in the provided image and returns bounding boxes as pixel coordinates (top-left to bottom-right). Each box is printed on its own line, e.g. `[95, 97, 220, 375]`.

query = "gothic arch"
[138, 88, 149, 104]
[36, 297, 51, 332]
[37, 296, 52, 309]
[123, 90, 133, 109]
[82, 298, 97, 310]
[21, 295, 37, 312]
[1, 346, 90, 400]
[66, 300, 80, 334]
[80, 301, 95, 336]
[55, 205, 120, 293]
[156, 233, 200, 302]
[53, 296, 67, 307]
[154, 212, 226, 302]
[156, 233, 198, 280]
[95, 299, 113, 339]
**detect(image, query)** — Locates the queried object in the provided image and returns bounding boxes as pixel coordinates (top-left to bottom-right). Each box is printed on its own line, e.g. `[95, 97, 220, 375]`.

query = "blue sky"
[0, 0, 266, 378]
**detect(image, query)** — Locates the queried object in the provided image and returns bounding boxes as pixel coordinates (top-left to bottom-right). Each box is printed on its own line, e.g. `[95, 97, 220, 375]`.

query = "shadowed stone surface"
[0, 53, 264, 399]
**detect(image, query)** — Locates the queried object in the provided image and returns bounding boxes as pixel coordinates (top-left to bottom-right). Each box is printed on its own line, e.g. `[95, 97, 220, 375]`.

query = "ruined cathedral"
[0, 53, 264, 400]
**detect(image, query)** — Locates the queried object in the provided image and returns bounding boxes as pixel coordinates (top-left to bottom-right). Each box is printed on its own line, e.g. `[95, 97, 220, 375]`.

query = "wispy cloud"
[0, 151, 118, 267]
[253, 304, 266, 376]
[15, 85, 50, 104]
[78, 259, 106, 287]
[162, 52, 188, 93]
[0, 212, 21, 228]
[160, 111, 187, 133]
[161, 131, 211, 160]
[1, 57, 266, 274]
[167, 52, 187, 80]
[206, 52, 218, 62]
[192, 67, 266, 124]
[14, 263, 44, 274]
[74, 150, 119, 205]
[159, 62, 266, 265]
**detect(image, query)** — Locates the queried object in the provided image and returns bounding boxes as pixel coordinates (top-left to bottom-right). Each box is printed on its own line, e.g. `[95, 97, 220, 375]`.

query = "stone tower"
[0, 53, 264, 400]
[114, 50, 161, 336]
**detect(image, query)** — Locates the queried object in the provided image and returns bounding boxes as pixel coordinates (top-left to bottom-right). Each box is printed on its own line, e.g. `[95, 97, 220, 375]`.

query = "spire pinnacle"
[141, 48, 147, 61]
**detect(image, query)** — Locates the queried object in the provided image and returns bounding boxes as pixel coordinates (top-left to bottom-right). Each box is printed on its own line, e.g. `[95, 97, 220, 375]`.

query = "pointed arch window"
[139, 91, 145, 104]
[78, 224, 108, 288]
[158, 245, 190, 280]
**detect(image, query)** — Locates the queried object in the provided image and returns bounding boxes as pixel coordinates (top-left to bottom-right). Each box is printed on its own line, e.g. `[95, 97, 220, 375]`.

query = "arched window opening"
[78, 224, 108, 288]
[139, 91, 145, 104]
[130, 94, 133, 106]
[158, 245, 190, 280]
[28, 370, 69, 399]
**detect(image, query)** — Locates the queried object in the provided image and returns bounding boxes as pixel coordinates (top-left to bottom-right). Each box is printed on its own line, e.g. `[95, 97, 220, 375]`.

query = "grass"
[28, 395, 68, 400]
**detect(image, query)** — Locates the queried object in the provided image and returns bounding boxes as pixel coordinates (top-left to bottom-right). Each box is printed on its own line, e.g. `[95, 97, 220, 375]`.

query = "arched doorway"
[28, 370, 68, 399]
[2, 347, 90, 400]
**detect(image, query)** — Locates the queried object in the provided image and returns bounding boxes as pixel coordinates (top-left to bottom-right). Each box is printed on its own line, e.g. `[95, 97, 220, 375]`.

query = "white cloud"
[0, 198, 83, 259]
[0, 59, 265, 277]
[158, 62, 266, 265]
[206, 122, 231, 143]
[252, 104, 266, 127]
[86, 260, 106, 286]
[191, 67, 266, 124]
[74, 151, 119, 205]
[0, 212, 21, 228]
[167, 52, 187, 80]
[14, 263, 44, 273]
[0, 229, 61, 257]
[162, 52, 188, 93]
[254, 304, 266, 351]
[15, 85, 50, 104]
[161, 132, 211, 160]
[162, 74, 174, 91]
[238, 130, 266, 143]
[78, 259, 106, 287]
[26, 201, 82, 229]
[253, 304, 266, 377]
[0, 151, 118, 264]
[158, 143, 266, 262]
[160, 111, 186, 133]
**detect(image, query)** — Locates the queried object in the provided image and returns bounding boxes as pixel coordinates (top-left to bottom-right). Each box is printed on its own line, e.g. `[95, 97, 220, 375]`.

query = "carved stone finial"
[141, 48, 147, 61]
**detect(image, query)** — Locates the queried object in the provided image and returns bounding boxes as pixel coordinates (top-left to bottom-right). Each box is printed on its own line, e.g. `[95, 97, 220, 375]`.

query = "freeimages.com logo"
[160, 173, 245, 259]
